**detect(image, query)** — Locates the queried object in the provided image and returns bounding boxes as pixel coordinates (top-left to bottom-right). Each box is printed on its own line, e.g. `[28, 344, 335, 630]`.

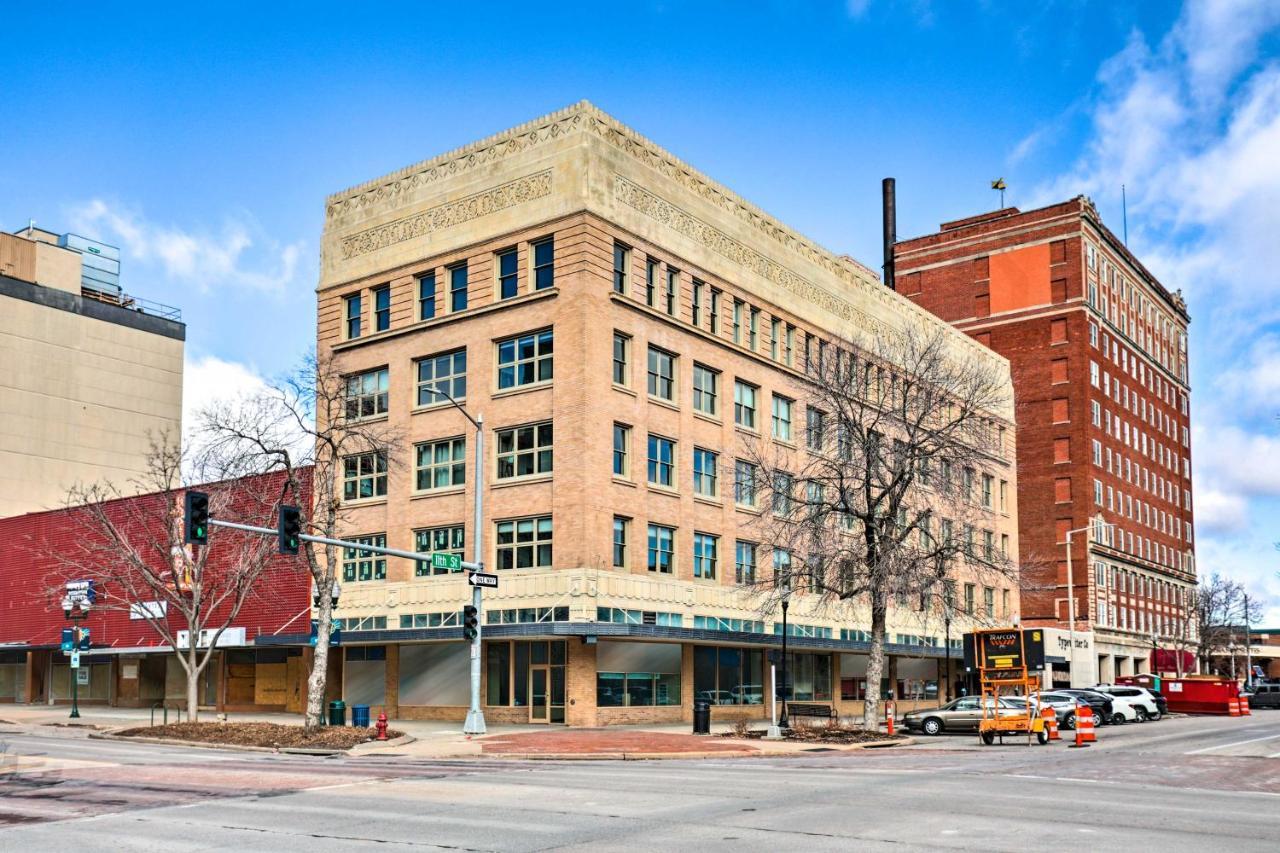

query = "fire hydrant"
[375, 711, 389, 741]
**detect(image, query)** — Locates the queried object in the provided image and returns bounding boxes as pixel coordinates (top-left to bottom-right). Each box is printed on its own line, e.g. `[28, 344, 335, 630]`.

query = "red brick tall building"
[895, 197, 1196, 685]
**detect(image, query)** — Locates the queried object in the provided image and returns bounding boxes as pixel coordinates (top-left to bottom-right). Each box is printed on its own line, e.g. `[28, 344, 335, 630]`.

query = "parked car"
[1027, 692, 1084, 729]
[1094, 684, 1162, 721]
[1051, 688, 1115, 725]
[1247, 682, 1280, 709]
[902, 696, 1026, 735]
[695, 690, 734, 705]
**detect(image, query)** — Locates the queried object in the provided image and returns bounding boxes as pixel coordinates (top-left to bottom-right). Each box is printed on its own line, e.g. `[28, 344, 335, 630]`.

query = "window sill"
[612, 477, 637, 488]
[693, 495, 723, 508]
[773, 437, 798, 450]
[341, 497, 388, 509]
[612, 383, 637, 397]
[734, 425, 760, 438]
[492, 381, 552, 401]
[348, 413, 390, 426]
[647, 484, 680, 498]
[734, 504, 762, 516]
[411, 400, 469, 416]
[491, 474, 553, 490]
[410, 487, 465, 500]
[692, 411, 722, 426]
[647, 396, 680, 412]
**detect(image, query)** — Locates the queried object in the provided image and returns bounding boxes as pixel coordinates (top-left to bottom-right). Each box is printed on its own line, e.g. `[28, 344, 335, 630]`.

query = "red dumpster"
[1155, 676, 1241, 715]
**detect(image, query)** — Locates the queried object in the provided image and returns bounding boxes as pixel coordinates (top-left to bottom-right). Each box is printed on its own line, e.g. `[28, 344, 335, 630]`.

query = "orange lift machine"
[966, 628, 1050, 746]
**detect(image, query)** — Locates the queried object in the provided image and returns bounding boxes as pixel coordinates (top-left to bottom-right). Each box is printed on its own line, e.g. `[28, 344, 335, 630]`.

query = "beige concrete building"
[314, 102, 1020, 726]
[0, 226, 184, 517]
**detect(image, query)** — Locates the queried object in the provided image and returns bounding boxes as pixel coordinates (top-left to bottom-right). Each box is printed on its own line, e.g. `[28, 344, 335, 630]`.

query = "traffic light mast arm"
[207, 517, 483, 570]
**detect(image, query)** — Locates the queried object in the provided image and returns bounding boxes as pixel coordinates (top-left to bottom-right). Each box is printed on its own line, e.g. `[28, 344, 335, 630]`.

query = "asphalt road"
[2, 713, 1278, 851]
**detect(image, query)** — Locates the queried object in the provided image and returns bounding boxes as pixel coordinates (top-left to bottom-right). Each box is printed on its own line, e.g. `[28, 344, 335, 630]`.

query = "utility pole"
[1243, 593, 1252, 690]
[464, 412, 487, 735]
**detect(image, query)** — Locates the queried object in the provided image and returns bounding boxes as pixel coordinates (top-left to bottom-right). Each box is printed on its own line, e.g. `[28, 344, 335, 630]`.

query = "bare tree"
[743, 324, 1019, 729]
[196, 353, 402, 728]
[40, 436, 285, 720]
[1188, 572, 1259, 676]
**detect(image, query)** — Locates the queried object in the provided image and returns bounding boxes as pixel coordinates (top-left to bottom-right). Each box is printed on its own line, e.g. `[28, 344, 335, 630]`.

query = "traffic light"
[184, 491, 209, 544]
[277, 505, 302, 555]
[462, 605, 479, 640]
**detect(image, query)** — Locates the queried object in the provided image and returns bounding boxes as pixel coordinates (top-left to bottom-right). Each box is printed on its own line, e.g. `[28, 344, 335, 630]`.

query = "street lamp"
[62, 595, 89, 719]
[423, 385, 487, 736]
[1150, 629, 1159, 677]
[1064, 515, 1113, 688]
[779, 570, 792, 729]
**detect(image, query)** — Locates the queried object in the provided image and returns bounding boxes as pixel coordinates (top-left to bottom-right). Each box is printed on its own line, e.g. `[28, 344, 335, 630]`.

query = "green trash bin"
[327, 700, 346, 726]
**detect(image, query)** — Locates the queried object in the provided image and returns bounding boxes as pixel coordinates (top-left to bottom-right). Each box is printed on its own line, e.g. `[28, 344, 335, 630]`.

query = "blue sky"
[2, 1, 1277, 621]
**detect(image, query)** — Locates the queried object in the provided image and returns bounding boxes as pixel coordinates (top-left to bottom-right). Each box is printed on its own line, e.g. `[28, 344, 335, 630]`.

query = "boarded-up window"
[974, 256, 990, 280]
[399, 643, 470, 706]
[973, 332, 992, 348]
[974, 293, 990, 317]
[1052, 398, 1070, 423]
[1051, 358, 1068, 384]
[1054, 438, 1071, 463]
[1055, 477, 1072, 503]
[1050, 240, 1066, 264]
[1055, 520, 1071, 545]
[1050, 318, 1068, 343]
[901, 271, 922, 295]
[1051, 278, 1067, 303]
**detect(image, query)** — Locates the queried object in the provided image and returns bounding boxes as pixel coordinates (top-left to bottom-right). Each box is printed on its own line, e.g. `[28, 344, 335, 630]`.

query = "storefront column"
[887, 655, 899, 700]
[566, 639, 598, 727]
[384, 644, 400, 718]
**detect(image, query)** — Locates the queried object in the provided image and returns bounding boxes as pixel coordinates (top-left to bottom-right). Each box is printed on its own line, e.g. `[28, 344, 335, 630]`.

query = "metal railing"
[82, 286, 182, 322]
[150, 702, 185, 726]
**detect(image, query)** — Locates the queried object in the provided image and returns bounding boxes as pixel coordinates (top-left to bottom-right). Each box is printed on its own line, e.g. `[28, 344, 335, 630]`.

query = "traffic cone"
[1070, 704, 1095, 748]
[886, 701, 896, 736]
[1042, 706, 1060, 742]
[1240, 696, 1252, 716]
[1227, 697, 1241, 716]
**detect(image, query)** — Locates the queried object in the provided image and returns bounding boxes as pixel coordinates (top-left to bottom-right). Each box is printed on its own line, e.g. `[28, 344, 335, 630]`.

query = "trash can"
[327, 699, 346, 726]
[693, 699, 711, 735]
[352, 704, 370, 728]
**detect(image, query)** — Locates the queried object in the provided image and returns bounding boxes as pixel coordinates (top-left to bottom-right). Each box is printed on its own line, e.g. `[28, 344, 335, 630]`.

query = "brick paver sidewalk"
[480, 729, 758, 756]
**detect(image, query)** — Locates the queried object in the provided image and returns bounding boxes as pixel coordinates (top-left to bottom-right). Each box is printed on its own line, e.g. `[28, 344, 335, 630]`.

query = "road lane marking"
[1185, 733, 1280, 754]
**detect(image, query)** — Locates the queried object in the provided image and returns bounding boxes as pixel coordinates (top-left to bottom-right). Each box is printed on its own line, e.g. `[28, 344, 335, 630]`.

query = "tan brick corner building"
[308, 102, 1021, 726]
[896, 198, 1197, 686]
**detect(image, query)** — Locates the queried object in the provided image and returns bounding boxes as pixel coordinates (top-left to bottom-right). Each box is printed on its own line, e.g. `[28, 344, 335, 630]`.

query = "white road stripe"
[1185, 733, 1280, 754]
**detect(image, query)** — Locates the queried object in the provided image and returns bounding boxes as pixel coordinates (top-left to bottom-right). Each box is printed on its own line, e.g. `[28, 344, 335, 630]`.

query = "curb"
[88, 729, 416, 756]
[478, 736, 913, 761]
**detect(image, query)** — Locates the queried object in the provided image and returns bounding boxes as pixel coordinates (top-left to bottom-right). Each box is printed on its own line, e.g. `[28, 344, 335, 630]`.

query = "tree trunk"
[862, 598, 888, 731]
[305, 588, 332, 728]
[187, 646, 200, 723]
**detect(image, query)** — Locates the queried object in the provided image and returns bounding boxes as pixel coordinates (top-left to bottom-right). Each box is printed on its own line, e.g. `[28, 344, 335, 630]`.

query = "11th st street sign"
[467, 571, 499, 588]
[431, 553, 462, 572]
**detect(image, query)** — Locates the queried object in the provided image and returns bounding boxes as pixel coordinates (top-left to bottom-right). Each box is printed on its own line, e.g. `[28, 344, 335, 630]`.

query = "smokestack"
[882, 177, 896, 290]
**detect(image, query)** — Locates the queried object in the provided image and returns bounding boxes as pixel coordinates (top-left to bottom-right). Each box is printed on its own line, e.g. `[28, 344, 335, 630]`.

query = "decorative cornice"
[338, 170, 553, 260]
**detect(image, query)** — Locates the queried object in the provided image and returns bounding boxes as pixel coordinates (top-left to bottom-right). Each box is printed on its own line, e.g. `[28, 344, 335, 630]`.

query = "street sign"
[467, 571, 498, 588]
[431, 553, 462, 572]
[65, 579, 96, 604]
[70, 650, 80, 668]
[61, 628, 74, 652]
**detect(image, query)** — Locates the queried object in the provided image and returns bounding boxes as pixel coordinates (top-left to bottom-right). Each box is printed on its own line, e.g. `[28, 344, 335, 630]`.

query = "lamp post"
[62, 596, 89, 719]
[424, 386, 487, 736]
[779, 571, 791, 729]
[943, 608, 953, 702]
[1150, 629, 1159, 677]
[1064, 516, 1113, 688]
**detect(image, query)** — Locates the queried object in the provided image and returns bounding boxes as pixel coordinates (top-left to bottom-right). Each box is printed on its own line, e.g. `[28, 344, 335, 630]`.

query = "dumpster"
[352, 704, 371, 728]
[693, 699, 711, 735]
[327, 699, 347, 726]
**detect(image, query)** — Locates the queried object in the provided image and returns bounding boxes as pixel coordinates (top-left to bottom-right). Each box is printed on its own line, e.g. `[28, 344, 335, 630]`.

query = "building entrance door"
[530, 666, 549, 722]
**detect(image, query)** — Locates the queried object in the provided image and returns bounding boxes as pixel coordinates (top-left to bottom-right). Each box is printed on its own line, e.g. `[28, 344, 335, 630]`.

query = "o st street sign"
[431, 553, 462, 572]
[467, 571, 499, 589]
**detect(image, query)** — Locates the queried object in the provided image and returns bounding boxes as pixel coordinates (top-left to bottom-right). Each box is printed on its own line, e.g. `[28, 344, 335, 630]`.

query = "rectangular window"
[692, 279, 703, 326]
[772, 395, 793, 441]
[647, 434, 675, 487]
[693, 447, 718, 498]
[806, 407, 825, 451]
[532, 237, 554, 290]
[611, 332, 631, 386]
[415, 437, 466, 491]
[497, 329, 553, 389]
[734, 541, 757, 584]
[345, 294, 362, 339]
[418, 272, 436, 320]
[495, 516, 553, 570]
[981, 474, 994, 508]
[449, 262, 468, 311]
[416, 349, 466, 406]
[342, 534, 387, 582]
[613, 243, 629, 294]
[964, 583, 975, 616]
[497, 248, 519, 299]
[613, 517, 628, 568]
[710, 288, 721, 333]
[983, 586, 995, 617]
[692, 364, 718, 416]
[342, 452, 387, 501]
[733, 299, 743, 343]
[773, 548, 792, 584]
[647, 346, 676, 401]
[734, 380, 758, 429]
[646, 259, 658, 307]
[770, 318, 781, 360]
[496, 422, 553, 479]
[345, 368, 389, 421]
[734, 460, 758, 506]
[665, 267, 678, 315]
[749, 307, 759, 350]
[785, 325, 795, 366]
[693, 533, 718, 579]
[373, 285, 391, 332]
[648, 524, 675, 573]
[772, 472, 794, 516]
[414, 526, 465, 576]
[613, 424, 630, 478]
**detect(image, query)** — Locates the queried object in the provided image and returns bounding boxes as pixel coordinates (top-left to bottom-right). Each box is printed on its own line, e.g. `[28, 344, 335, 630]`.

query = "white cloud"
[181, 355, 273, 452]
[68, 199, 304, 295]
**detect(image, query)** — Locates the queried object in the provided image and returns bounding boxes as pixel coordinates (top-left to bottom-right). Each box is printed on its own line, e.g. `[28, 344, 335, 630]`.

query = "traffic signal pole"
[208, 518, 482, 570]
[463, 413, 486, 735]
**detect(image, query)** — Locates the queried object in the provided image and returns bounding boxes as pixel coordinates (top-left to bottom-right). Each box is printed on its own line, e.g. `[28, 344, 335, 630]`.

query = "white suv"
[1094, 684, 1161, 722]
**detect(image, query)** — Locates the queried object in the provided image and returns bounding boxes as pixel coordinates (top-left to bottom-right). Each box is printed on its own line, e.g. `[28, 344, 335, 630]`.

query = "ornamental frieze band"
[613, 174, 877, 331]
[339, 169, 553, 260]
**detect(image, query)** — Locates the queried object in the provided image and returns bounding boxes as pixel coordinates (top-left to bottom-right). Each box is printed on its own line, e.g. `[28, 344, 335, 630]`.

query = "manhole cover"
[803, 747, 838, 752]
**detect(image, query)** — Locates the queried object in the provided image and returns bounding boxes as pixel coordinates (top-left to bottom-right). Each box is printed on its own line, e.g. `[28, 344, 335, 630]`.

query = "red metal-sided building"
[0, 468, 311, 712]
[895, 197, 1197, 686]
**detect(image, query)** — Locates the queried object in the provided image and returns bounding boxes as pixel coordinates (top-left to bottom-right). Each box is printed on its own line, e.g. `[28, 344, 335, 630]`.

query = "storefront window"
[694, 646, 764, 705]
[595, 641, 681, 707]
